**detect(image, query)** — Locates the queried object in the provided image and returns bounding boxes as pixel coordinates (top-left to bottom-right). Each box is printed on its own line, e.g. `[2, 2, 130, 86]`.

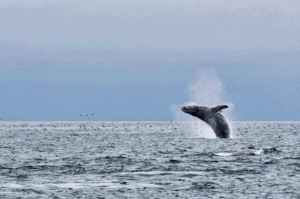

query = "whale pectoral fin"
[211, 105, 228, 113]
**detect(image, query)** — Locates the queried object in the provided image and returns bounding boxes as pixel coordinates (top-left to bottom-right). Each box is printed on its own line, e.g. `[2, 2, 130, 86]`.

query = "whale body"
[215, 148, 264, 157]
[215, 145, 276, 157]
[181, 104, 230, 138]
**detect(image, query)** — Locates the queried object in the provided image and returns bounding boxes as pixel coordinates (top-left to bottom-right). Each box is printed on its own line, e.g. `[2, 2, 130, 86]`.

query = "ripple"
[0, 121, 300, 198]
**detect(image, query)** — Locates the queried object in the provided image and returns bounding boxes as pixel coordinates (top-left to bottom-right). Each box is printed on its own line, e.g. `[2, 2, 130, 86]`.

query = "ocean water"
[0, 121, 299, 199]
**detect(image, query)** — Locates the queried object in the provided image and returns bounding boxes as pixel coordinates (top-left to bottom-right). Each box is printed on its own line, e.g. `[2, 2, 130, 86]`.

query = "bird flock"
[76, 113, 94, 120]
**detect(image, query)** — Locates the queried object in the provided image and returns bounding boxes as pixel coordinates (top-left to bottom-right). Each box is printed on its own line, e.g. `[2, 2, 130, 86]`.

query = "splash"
[170, 68, 235, 138]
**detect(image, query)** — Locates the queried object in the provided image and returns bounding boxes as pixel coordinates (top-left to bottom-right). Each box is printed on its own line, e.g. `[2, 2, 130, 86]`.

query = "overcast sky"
[0, 0, 299, 121]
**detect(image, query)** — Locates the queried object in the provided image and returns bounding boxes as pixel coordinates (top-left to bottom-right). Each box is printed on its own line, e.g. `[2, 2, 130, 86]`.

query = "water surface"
[0, 121, 299, 198]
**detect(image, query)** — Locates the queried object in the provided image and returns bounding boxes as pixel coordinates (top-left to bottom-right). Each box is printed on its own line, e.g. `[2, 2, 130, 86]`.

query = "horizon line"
[0, 120, 299, 122]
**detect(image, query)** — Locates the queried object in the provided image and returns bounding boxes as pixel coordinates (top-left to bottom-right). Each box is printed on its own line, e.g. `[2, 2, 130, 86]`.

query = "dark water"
[0, 121, 300, 198]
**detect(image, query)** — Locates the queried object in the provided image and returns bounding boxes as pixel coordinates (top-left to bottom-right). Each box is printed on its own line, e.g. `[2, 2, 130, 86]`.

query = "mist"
[170, 68, 235, 121]
[170, 68, 235, 138]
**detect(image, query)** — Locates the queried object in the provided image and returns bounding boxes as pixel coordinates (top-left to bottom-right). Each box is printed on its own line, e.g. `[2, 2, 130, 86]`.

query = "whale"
[214, 145, 278, 157]
[231, 146, 263, 156]
[215, 146, 264, 157]
[181, 104, 230, 138]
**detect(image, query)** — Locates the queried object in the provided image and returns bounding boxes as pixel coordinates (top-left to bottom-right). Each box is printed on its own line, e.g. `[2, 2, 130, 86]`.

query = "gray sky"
[0, 0, 299, 121]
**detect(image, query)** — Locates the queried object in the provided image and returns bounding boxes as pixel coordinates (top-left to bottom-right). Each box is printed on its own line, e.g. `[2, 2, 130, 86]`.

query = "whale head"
[181, 105, 208, 120]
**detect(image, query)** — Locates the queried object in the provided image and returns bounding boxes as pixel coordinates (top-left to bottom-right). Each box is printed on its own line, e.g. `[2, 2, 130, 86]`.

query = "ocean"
[0, 121, 299, 198]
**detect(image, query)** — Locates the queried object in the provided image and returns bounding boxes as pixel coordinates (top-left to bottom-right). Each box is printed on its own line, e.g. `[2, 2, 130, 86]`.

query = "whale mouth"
[181, 107, 188, 113]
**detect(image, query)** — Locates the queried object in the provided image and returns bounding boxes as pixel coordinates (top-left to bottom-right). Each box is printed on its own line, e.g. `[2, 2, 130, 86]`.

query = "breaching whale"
[181, 104, 230, 138]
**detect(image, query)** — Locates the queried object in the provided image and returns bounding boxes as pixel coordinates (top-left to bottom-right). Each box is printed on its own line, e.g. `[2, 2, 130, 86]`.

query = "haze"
[0, 0, 299, 121]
